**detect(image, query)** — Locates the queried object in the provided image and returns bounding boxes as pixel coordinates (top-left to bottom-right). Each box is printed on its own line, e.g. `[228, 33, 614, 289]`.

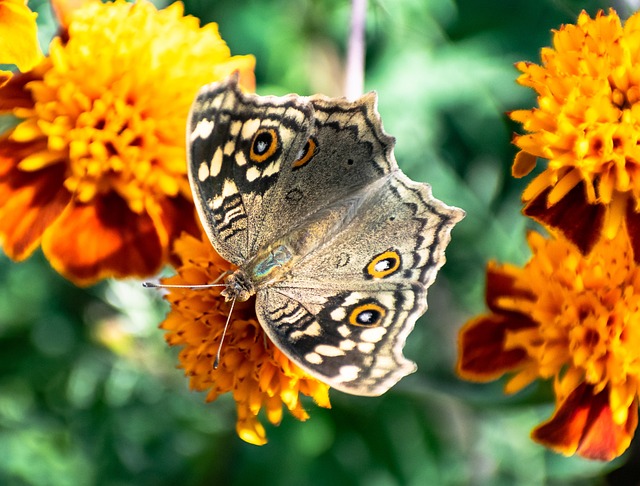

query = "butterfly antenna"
[213, 295, 236, 370]
[143, 271, 232, 290]
[142, 282, 226, 289]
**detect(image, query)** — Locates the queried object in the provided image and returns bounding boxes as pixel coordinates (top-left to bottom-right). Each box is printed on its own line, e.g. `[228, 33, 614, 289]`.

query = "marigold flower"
[510, 9, 640, 261]
[0, 0, 255, 285]
[457, 230, 640, 461]
[0, 0, 43, 84]
[160, 230, 331, 446]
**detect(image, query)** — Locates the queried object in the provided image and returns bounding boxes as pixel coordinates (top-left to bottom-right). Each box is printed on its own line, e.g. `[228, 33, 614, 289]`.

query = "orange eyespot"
[250, 128, 279, 163]
[349, 303, 386, 327]
[292, 137, 317, 168]
[366, 250, 401, 279]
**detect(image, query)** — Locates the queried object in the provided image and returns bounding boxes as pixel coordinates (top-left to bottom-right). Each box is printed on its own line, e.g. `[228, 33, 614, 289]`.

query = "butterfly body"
[187, 74, 464, 396]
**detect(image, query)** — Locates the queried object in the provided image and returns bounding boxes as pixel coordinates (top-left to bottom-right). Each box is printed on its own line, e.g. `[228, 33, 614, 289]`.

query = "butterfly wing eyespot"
[292, 136, 318, 168]
[349, 303, 387, 327]
[365, 250, 402, 279]
[250, 128, 279, 163]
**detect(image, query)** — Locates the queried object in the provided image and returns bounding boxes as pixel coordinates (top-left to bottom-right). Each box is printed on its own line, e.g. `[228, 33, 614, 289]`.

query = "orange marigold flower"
[0, 0, 43, 84]
[160, 230, 331, 446]
[510, 9, 640, 261]
[0, 0, 255, 285]
[457, 230, 640, 461]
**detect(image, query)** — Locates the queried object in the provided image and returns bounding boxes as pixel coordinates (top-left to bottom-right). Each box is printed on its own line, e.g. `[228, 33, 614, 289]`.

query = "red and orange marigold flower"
[160, 229, 331, 445]
[457, 230, 640, 461]
[0, 0, 255, 285]
[510, 9, 640, 260]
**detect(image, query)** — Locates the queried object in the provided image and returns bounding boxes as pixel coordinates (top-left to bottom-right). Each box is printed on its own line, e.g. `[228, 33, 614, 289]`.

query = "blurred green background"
[2, 0, 638, 484]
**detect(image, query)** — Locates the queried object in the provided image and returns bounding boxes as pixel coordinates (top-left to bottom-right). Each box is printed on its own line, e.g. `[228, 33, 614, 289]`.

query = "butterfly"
[185, 73, 464, 396]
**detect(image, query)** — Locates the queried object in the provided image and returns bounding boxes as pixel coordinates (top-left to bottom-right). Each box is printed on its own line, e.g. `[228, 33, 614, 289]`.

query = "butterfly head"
[220, 270, 254, 302]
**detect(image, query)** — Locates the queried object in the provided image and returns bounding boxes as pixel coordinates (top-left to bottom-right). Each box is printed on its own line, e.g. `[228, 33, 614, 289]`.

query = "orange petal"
[0, 0, 43, 71]
[41, 192, 164, 285]
[512, 150, 538, 178]
[523, 182, 605, 255]
[0, 162, 70, 260]
[457, 313, 534, 381]
[51, 0, 98, 29]
[532, 383, 638, 461]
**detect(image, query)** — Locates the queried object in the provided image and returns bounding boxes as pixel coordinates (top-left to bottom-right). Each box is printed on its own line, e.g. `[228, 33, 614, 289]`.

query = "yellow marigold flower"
[0, 0, 255, 285]
[0, 0, 43, 84]
[510, 9, 640, 261]
[160, 230, 331, 446]
[457, 230, 640, 461]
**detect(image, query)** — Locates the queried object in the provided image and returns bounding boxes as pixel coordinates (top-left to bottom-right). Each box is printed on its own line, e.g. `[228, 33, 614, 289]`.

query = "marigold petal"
[626, 203, 640, 264]
[602, 192, 627, 240]
[0, 69, 40, 111]
[0, 0, 43, 71]
[0, 164, 70, 260]
[51, 0, 98, 28]
[504, 366, 541, 394]
[0, 71, 11, 87]
[522, 170, 554, 203]
[484, 261, 535, 312]
[532, 383, 638, 461]
[547, 169, 583, 206]
[236, 417, 267, 446]
[512, 150, 538, 178]
[523, 182, 605, 255]
[41, 192, 164, 285]
[17, 150, 66, 171]
[457, 314, 534, 381]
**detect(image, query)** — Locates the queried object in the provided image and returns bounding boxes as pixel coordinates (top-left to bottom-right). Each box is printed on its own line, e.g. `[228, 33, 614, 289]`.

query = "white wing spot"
[221, 179, 239, 198]
[223, 140, 236, 156]
[331, 308, 347, 321]
[229, 121, 242, 137]
[357, 342, 375, 353]
[339, 339, 356, 351]
[241, 119, 261, 139]
[305, 352, 323, 365]
[315, 345, 344, 357]
[198, 162, 209, 182]
[338, 365, 360, 382]
[190, 119, 214, 142]
[263, 160, 281, 177]
[210, 148, 223, 177]
[337, 324, 351, 337]
[305, 322, 322, 337]
[361, 327, 387, 343]
[246, 166, 261, 182]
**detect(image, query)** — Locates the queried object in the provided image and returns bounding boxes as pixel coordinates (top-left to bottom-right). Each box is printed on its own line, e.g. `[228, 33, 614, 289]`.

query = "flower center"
[518, 235, 640, 393]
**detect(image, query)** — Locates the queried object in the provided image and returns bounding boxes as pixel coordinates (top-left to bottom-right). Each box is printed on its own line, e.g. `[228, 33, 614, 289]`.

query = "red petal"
[0, 162, 70, 260]
[523, 182, 604, 255]
[0, 69, 39, 111]
[155, 196, 199, 257]
[41, 192, 164, 285]
[625, 201, 640, 264]
[532, 383, 638, 461]
[485, 262, 535, 313]
[457, 313, 534, 381]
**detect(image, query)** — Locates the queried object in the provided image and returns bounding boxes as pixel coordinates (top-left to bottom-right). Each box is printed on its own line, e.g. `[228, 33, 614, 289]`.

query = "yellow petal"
[0, 0, 43, 71]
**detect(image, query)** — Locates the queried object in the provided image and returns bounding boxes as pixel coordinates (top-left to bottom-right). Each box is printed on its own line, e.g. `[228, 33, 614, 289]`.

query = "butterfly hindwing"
[253, 171, 463, 395]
